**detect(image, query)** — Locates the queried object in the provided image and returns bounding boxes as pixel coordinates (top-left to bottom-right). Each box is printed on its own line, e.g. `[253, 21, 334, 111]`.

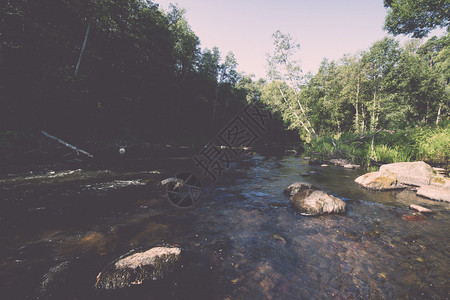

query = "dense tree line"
[2, 0, 448, 157]
[1, 0, 257, 145]
[259, 31, 449, 140]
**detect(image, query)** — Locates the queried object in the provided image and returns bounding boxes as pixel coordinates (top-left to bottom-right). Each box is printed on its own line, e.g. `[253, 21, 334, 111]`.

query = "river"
[0, 154, 448, 299]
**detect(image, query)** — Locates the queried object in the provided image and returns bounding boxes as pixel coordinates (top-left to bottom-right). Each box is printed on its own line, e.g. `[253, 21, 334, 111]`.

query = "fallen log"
[342, 128, 383, 144]
[41, 131, 93, 158]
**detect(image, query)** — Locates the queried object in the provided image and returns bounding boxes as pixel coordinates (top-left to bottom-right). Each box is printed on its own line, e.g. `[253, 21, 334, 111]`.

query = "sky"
[154, 0, 441, 79]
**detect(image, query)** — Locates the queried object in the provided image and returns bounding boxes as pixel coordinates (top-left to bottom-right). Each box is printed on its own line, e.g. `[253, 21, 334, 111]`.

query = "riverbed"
[0, 155, 449, 299]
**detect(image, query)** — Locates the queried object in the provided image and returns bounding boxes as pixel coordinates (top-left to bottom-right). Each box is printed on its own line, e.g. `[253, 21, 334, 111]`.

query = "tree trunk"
[284, 60, 316, 135]
[212, 85, 218, 121]
[370, 134, 375, 158]
[361, 105, 366, 132]
[74, 20, 91, 77]
[275, 82, 312, 136]
[371, 84, 377, 132]
[355, 76, 360, 133]
[436, 103, 442, 125]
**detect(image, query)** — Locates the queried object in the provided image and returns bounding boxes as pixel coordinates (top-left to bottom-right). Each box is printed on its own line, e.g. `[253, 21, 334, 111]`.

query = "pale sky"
[154, 0, 441, 79]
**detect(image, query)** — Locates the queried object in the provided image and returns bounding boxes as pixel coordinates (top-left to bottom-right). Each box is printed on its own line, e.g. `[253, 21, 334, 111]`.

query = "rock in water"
[402, 213, 426, 221]
[409, 204, 432, 213]
[344, 164, 360, 169]
[284, 182, 345, 216]
[95, 246, 181, 290]
[355, 161, 449, 202]
[354, 171, 405, 190]
[329, 158, 351, 167]
[39, 261, 71, 297]
[290, 189, 346, 216]
[379, 161, 435, 186]
[417, 185, 450, 202]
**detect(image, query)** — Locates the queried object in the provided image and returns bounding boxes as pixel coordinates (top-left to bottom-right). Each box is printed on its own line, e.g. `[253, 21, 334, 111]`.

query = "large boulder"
[355, 161, 449, 203]
[354, 171, 405, 190]
[284, 182, 345, 216]
[95, 246, 181, 290]
[379, 161, 435, 186]
[417, 185, 450, 203]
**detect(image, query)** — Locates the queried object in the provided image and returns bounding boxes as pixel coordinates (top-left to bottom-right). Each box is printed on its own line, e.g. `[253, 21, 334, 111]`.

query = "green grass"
[305, 122, 449, 168]
[411, 125, 450, 164]
[372, 144, 412, 164]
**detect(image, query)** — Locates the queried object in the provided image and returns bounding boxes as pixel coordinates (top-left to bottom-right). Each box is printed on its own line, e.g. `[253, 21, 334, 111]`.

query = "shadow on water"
[0, 155, 449, 299]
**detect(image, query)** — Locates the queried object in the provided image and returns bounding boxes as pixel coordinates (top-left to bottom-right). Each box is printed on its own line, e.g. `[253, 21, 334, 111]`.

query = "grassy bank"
[304, 122, 450, 169]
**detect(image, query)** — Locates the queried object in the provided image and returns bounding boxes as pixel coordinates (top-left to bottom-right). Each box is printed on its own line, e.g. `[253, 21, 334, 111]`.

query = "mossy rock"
[430, 175, 450, 189]
[379, 161, 435, 186]
[355, 171, 405, 190]
[95, 247, 181, 290]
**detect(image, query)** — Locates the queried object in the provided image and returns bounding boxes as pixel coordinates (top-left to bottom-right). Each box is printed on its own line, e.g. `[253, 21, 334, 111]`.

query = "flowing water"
[0, 155, 449, 299]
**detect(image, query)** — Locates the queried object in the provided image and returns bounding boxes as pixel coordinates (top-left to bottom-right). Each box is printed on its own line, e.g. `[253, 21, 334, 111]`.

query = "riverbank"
[303, 123, 450, 170]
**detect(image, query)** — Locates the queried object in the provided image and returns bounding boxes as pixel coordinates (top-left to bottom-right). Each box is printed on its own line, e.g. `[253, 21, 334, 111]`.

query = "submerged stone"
[402, 213, 426, 221]
[39, 261, 71, 297]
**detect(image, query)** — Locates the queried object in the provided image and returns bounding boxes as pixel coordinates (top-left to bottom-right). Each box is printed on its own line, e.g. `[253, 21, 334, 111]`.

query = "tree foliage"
[0, 0, 253, 143]
[262, 31, 449, 138]
[383, 0, 450, 38]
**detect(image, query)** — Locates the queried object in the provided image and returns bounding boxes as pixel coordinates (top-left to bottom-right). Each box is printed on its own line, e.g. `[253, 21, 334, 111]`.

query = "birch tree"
[266, 31, 316, 137]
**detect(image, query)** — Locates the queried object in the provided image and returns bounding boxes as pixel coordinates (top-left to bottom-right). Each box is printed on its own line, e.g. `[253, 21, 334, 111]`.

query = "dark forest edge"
[1, 0, 449, 170]
[1, 1, 271, 148]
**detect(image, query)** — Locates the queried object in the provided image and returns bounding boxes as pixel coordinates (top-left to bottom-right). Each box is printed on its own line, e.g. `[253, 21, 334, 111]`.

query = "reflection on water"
[0, 155, 448, 299]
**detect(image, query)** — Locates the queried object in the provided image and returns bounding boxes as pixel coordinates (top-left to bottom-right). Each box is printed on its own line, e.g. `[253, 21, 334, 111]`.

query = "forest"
[262, 29, 449, 166]
[0, 2, 449, 298]
[1, 0, 449, 167]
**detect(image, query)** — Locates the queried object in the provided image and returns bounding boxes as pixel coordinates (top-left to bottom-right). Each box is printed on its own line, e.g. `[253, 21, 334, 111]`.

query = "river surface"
[0, 155, 449, 299]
